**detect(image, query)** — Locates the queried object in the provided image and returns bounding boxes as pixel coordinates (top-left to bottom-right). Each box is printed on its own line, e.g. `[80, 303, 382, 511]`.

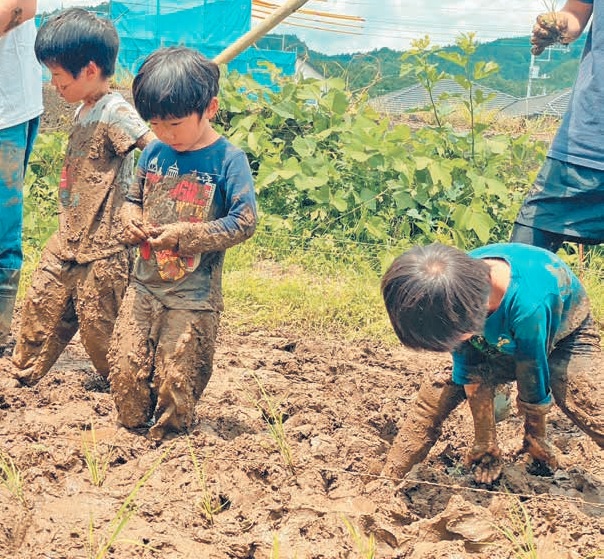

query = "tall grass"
[561, 245, 604, 327]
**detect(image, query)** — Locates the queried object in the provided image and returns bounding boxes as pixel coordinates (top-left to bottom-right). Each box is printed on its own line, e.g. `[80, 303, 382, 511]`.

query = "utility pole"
[526, 54, 538, 98]
[213, 0, 311, 65]
[526, 49, 551, 98]
[526, 43, 571, 98]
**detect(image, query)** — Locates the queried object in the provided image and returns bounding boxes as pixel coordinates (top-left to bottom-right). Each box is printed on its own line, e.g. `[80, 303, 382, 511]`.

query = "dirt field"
[0, 86, 599, 559]
[0, 314, 602, 558]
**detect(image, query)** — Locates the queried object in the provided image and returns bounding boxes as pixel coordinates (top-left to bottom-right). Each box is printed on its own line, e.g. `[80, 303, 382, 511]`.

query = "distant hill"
[256, 33, 586, 98]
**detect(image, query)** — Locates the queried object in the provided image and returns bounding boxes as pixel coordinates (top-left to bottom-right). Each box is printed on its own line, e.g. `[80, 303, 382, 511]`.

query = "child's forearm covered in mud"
[145, 206, 257, 255]
[382, 368, 465, 481]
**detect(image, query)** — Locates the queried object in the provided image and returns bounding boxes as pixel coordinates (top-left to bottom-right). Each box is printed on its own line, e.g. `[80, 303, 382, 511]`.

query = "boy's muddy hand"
[531, 12, 569, 55]
[522, 433, 559, 470]
[465, 382, 501, 483]
[147, 223, 181, 251]
[123, 220, 148, 245]
[465, 445, 503, 484]
[520, 399, 558, 471]
[121, 203, 148, 244]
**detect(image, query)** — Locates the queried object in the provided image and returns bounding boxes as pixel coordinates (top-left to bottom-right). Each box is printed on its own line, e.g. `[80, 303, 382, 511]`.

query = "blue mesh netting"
[110, 0, 295, 83]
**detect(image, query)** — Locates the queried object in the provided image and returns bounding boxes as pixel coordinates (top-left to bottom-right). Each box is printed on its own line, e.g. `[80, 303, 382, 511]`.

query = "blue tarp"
[110, 0, 296, 83]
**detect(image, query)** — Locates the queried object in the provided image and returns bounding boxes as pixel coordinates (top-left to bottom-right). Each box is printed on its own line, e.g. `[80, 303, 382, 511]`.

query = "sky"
[37, 0, 546, 55]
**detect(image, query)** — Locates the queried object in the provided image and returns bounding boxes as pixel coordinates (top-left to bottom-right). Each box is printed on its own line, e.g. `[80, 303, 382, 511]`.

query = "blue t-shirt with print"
[127, 136, 256, 311]
[452, 243, 589, 404]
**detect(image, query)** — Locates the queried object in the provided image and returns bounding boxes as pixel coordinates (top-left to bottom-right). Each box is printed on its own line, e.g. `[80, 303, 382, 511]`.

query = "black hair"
[34, 8, 119, 78]
[381, 243, 491, 352]
[132, 46, 220, 121]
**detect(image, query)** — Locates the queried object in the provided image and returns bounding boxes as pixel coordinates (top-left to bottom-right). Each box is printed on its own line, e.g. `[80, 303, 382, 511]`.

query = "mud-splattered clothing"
[51, 92, 150, 264]
[126, 137, 257, 310]
[452, 243, 591, 405]
[110, 136, 256, 438]
[109, 287, 218, 439]
[385, 244, 603, 479]
[13, 249, 130, 382]
[12, 93, 150, 382]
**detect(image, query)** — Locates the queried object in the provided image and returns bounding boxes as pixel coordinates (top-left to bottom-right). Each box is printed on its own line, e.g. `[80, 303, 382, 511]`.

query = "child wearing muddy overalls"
[109, 46, 257, 440]
[10, 9, 154, 385]
[380, 242, 603, 484]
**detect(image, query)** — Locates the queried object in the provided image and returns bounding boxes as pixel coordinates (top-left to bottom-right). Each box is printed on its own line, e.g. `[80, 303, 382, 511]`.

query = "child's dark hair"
[381, 243, 491, 352]
[132, 47, 220, 121]
[34, 8, 119, 78]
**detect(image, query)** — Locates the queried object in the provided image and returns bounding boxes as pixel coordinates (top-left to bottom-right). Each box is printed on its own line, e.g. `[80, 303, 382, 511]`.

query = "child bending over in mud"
[380, 242, 603, 484]
[8, 9, 154, 386]
[109, 46, 257, 440]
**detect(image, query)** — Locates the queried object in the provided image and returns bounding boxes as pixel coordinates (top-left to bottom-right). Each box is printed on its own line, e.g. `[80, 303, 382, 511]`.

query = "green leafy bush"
[217, 34, 547, 261]
[23, 131, 65, 253]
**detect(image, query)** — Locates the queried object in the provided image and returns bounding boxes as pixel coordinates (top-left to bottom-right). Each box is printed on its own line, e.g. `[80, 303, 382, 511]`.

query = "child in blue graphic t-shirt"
[110, 46, 257, 440]
[380, 243, 603, 484]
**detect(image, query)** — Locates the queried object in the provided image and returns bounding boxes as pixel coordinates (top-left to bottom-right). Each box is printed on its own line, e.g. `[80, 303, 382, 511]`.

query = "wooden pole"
[213, 0, 311, 65]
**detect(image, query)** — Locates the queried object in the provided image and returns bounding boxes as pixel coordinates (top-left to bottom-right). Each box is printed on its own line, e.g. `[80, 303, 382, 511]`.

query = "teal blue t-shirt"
[452, 243, 590, 404]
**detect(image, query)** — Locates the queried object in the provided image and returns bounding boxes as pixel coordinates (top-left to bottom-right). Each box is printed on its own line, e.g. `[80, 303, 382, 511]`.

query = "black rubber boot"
[0, 268, 21, 357]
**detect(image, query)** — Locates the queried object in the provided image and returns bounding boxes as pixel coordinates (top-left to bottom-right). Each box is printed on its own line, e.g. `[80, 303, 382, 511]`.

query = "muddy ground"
[0, 86, 599, 559]
[0, 312, 602, 558]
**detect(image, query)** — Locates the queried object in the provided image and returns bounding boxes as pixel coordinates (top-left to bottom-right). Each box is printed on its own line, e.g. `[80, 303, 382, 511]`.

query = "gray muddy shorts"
[515, 157, 604, 244]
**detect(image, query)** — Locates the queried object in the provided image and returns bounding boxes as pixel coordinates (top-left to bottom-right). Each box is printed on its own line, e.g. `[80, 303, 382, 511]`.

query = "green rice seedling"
[495, 496, 538, 559]
[82, 421, 115, 487]
[341, 515, 376, 559]
[243, 371, 295, 473]
[0, 449, 25, 505]
[270, 532, 280, 559]
[87, 444, 172, 559]
[187, 438, 228, 525]
[269, 533, 299, 559]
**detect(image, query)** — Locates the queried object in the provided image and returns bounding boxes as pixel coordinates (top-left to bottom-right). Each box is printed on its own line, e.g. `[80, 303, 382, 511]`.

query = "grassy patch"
[222, 234, 396, 342]
[222, 235, 604, 343]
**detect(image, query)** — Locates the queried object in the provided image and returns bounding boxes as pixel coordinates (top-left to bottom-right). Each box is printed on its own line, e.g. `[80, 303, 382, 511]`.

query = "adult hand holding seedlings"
[531, 12, 570, 54]
[531, 1, 594, 55]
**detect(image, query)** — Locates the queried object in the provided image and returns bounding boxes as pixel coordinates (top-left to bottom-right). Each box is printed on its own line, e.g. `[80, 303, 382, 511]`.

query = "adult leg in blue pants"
[0, 116, 40, 354]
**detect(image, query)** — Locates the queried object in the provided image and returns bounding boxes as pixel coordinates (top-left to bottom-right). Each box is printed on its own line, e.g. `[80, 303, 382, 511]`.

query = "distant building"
[368, 79, 571, 119]
[369, 79, 517, 115]
[499, 89, 572, 118]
